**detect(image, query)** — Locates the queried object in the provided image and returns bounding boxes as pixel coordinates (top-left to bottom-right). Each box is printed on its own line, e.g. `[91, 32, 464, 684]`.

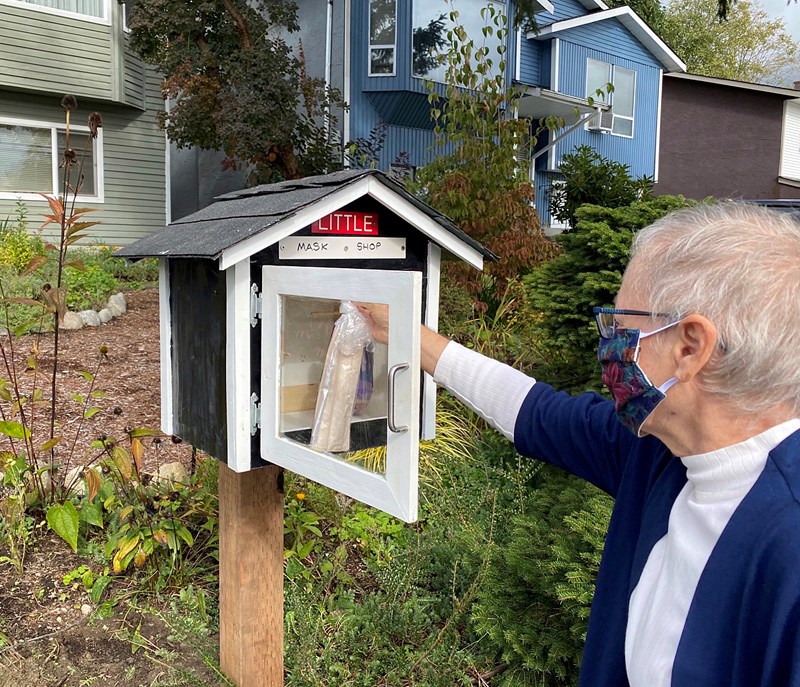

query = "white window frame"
[585, 58, 636, 139]
[0, 116, 105, 203]
[0, 0, 111, 25]
[369, 0, 397, 77]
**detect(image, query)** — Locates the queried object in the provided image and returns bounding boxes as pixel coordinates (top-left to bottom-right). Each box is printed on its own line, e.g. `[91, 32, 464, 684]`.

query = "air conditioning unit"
[587, 108, 613, 133]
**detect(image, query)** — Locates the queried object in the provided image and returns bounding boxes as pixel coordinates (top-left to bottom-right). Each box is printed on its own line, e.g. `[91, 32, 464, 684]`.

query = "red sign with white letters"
[311, 211, 379, 235]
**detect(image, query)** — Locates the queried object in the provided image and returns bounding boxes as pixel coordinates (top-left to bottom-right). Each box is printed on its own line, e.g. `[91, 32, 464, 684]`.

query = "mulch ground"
[0, 289, 219, 687]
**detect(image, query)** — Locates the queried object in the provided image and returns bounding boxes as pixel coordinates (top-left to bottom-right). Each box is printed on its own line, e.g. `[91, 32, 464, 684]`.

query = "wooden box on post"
[116, 169, 494, 686]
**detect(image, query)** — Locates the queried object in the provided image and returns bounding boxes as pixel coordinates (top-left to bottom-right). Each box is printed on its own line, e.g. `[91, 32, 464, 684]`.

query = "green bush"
[472, 466, 613, 687]
[549, 145, 654, 230]
[64, 263, 119, 311]
[0, 203, 44, 274]
[524, 196, 695, 392]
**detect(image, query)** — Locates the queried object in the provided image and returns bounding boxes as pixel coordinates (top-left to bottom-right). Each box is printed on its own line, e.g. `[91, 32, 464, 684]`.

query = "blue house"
[292, 0, 685, 230]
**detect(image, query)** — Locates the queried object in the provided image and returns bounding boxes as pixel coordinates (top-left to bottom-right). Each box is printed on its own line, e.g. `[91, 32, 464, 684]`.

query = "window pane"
[613, 66, 635, 118]
[0, 125, 52, 194]
[20, 0, 104, 17]
[370, 0, 396, 44]
[279, 295, 389, 469]
[413, 0, 505, 83]
[586, 58, 611, 100]
[370, 48, 395, 75]
[57, 131, 95, 196]
[612, 117, 633, 137]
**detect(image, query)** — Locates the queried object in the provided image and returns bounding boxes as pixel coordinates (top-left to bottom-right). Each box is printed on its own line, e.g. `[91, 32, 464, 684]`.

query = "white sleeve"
[431, 341, 536, 440]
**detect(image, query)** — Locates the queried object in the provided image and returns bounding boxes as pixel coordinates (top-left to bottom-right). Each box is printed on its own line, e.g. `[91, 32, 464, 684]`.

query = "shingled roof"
[116, 169, 496, 265]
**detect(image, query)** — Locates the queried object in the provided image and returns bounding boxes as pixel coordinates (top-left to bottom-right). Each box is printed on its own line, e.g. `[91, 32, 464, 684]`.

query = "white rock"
[61, 311, 84, 330]
[81, 604, 92, 616]
[65, 466, 94, 497]
[155, 461, 189, 485]
[107, 292, 127, 315]
[107, 302, 125, 318]
[0, 327, 8, 337]
[79, 310, 102, 327]
[98, 308, 113, 323]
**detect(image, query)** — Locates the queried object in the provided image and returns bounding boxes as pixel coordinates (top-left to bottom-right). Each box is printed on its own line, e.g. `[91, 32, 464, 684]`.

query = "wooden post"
[219, 464, 284, 686]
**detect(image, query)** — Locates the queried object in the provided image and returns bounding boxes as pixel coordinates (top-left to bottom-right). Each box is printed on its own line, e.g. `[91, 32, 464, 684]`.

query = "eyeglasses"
[593, 307, 676, 339]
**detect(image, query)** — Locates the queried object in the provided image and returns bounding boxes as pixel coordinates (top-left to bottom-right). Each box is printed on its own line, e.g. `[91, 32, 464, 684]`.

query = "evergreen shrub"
[524, 195, 695, 392]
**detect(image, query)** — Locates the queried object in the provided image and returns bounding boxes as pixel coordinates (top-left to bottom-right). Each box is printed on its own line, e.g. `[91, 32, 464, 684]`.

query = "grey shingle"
[116, 169, 496, 262]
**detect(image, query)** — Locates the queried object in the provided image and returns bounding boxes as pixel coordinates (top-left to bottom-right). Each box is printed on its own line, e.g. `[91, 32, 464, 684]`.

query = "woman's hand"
[355, 302, 389, 344]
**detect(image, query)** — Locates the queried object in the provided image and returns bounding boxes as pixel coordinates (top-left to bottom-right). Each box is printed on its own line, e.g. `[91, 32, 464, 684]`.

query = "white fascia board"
[218, 176, 374, 270]
[529, 6, 686, 73]
[366, 178, 485, 270]
[654, 70, 663, 183]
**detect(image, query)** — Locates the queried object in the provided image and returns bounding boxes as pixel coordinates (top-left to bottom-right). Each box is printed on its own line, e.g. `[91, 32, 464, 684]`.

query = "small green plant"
[0, 200, 44, 274]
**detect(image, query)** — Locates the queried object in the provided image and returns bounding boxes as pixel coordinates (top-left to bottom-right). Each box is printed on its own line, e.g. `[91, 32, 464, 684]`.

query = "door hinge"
[250, 392, 261, 436]
[250, 283, 262, 327]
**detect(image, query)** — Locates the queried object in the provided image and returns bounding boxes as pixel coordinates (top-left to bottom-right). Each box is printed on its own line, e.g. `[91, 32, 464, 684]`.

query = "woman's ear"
[672, 314, 718, 382]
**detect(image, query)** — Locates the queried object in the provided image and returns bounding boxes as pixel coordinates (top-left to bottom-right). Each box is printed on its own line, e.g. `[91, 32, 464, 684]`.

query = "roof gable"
[116, 170, 495, 271]
[530, 6, 686, 73]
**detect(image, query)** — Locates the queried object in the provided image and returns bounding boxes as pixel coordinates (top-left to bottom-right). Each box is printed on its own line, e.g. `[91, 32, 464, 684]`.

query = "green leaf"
[40, 436, 62, 452]
[128, 428, 159, 438]
[79, 502, 104, 528]
[83, 407, 101, 420]
[75, 370, 94, 382]
[0, 421, 29, 440]
[47, 502, 80, 552]
[89, 575, 111, 603]
[176, 525, 194, 547]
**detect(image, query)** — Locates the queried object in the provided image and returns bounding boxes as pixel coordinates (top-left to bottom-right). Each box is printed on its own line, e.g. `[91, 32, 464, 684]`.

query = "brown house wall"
[656, 78, 800, 200]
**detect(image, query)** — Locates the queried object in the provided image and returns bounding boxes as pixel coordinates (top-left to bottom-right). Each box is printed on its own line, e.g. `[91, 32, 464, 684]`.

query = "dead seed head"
[88, 112, 103, 139]
[63, 148, 77, 163]
[61, 95, 78, 112]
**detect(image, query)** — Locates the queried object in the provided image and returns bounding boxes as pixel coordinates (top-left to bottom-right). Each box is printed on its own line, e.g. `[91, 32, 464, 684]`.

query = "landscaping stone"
[155, 461, 189, 485]
[108, 292, 127, 315]
[65, 466, 87, 497]
[61, 312, 84, 330]
[78, 310, 102, 327]
[0, 327, 8, 337]
[98, 308, 113, 323]
[107, 302, 124, 317]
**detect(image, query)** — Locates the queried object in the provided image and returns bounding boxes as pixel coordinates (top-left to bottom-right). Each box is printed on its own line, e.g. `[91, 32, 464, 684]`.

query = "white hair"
[629, 202, 800, 416]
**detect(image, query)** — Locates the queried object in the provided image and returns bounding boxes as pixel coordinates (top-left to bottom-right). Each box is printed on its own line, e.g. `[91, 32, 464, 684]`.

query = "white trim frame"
[0, 115, 105, 203]
[368, 0, 397, 77]
[261, 265, 422, 522]
[0, 0, 110, 24]
[225, 261, 254, 472]
[654, 69, 663, 183]
[218, 176, 485, 271]
[158, 260, 174, 435]
[551, 37, 560, 93]
[421, 243, 440, 441]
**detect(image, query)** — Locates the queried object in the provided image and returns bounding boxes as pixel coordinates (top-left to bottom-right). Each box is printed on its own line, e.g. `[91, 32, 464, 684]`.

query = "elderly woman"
[362, 202, 800, 686]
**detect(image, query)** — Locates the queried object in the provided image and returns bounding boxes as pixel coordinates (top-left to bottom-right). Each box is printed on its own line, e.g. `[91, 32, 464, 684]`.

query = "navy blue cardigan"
[514, 382, 800, 686]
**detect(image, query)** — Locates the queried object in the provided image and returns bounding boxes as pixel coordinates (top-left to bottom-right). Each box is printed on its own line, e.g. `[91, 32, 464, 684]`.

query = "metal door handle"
[387, 363, 409, 433]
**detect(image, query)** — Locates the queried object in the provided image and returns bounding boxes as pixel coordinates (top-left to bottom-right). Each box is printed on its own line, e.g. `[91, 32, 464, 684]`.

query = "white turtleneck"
[625, 417, 800, 686]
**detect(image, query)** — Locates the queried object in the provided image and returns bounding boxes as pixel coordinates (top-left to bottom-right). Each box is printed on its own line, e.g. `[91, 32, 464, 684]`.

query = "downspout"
[343, 0, 351, 165]
[324, 0, 333, 145]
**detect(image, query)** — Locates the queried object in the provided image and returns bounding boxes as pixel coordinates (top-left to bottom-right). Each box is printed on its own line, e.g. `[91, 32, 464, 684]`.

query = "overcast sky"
[760, 0, 800, 41]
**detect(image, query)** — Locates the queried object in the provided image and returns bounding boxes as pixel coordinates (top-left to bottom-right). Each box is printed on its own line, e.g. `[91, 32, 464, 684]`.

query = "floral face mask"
[597, 322, 679, 436]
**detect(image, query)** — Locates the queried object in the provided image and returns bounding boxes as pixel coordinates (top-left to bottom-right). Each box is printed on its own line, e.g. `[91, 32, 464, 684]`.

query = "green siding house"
[0, 0, 166, 245]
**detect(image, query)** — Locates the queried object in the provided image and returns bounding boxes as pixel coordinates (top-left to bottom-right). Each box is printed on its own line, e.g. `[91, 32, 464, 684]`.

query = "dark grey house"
[656, 72, 800, 201]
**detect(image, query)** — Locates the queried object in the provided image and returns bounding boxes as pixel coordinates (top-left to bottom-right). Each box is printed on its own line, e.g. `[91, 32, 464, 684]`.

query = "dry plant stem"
[63, 354, 103, 483]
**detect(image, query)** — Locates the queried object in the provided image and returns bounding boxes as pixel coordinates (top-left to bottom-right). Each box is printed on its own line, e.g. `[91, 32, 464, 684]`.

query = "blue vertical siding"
[518, 31, 543, 84]
[548, 0, 593, 22]
[554, 19, 662, 68]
